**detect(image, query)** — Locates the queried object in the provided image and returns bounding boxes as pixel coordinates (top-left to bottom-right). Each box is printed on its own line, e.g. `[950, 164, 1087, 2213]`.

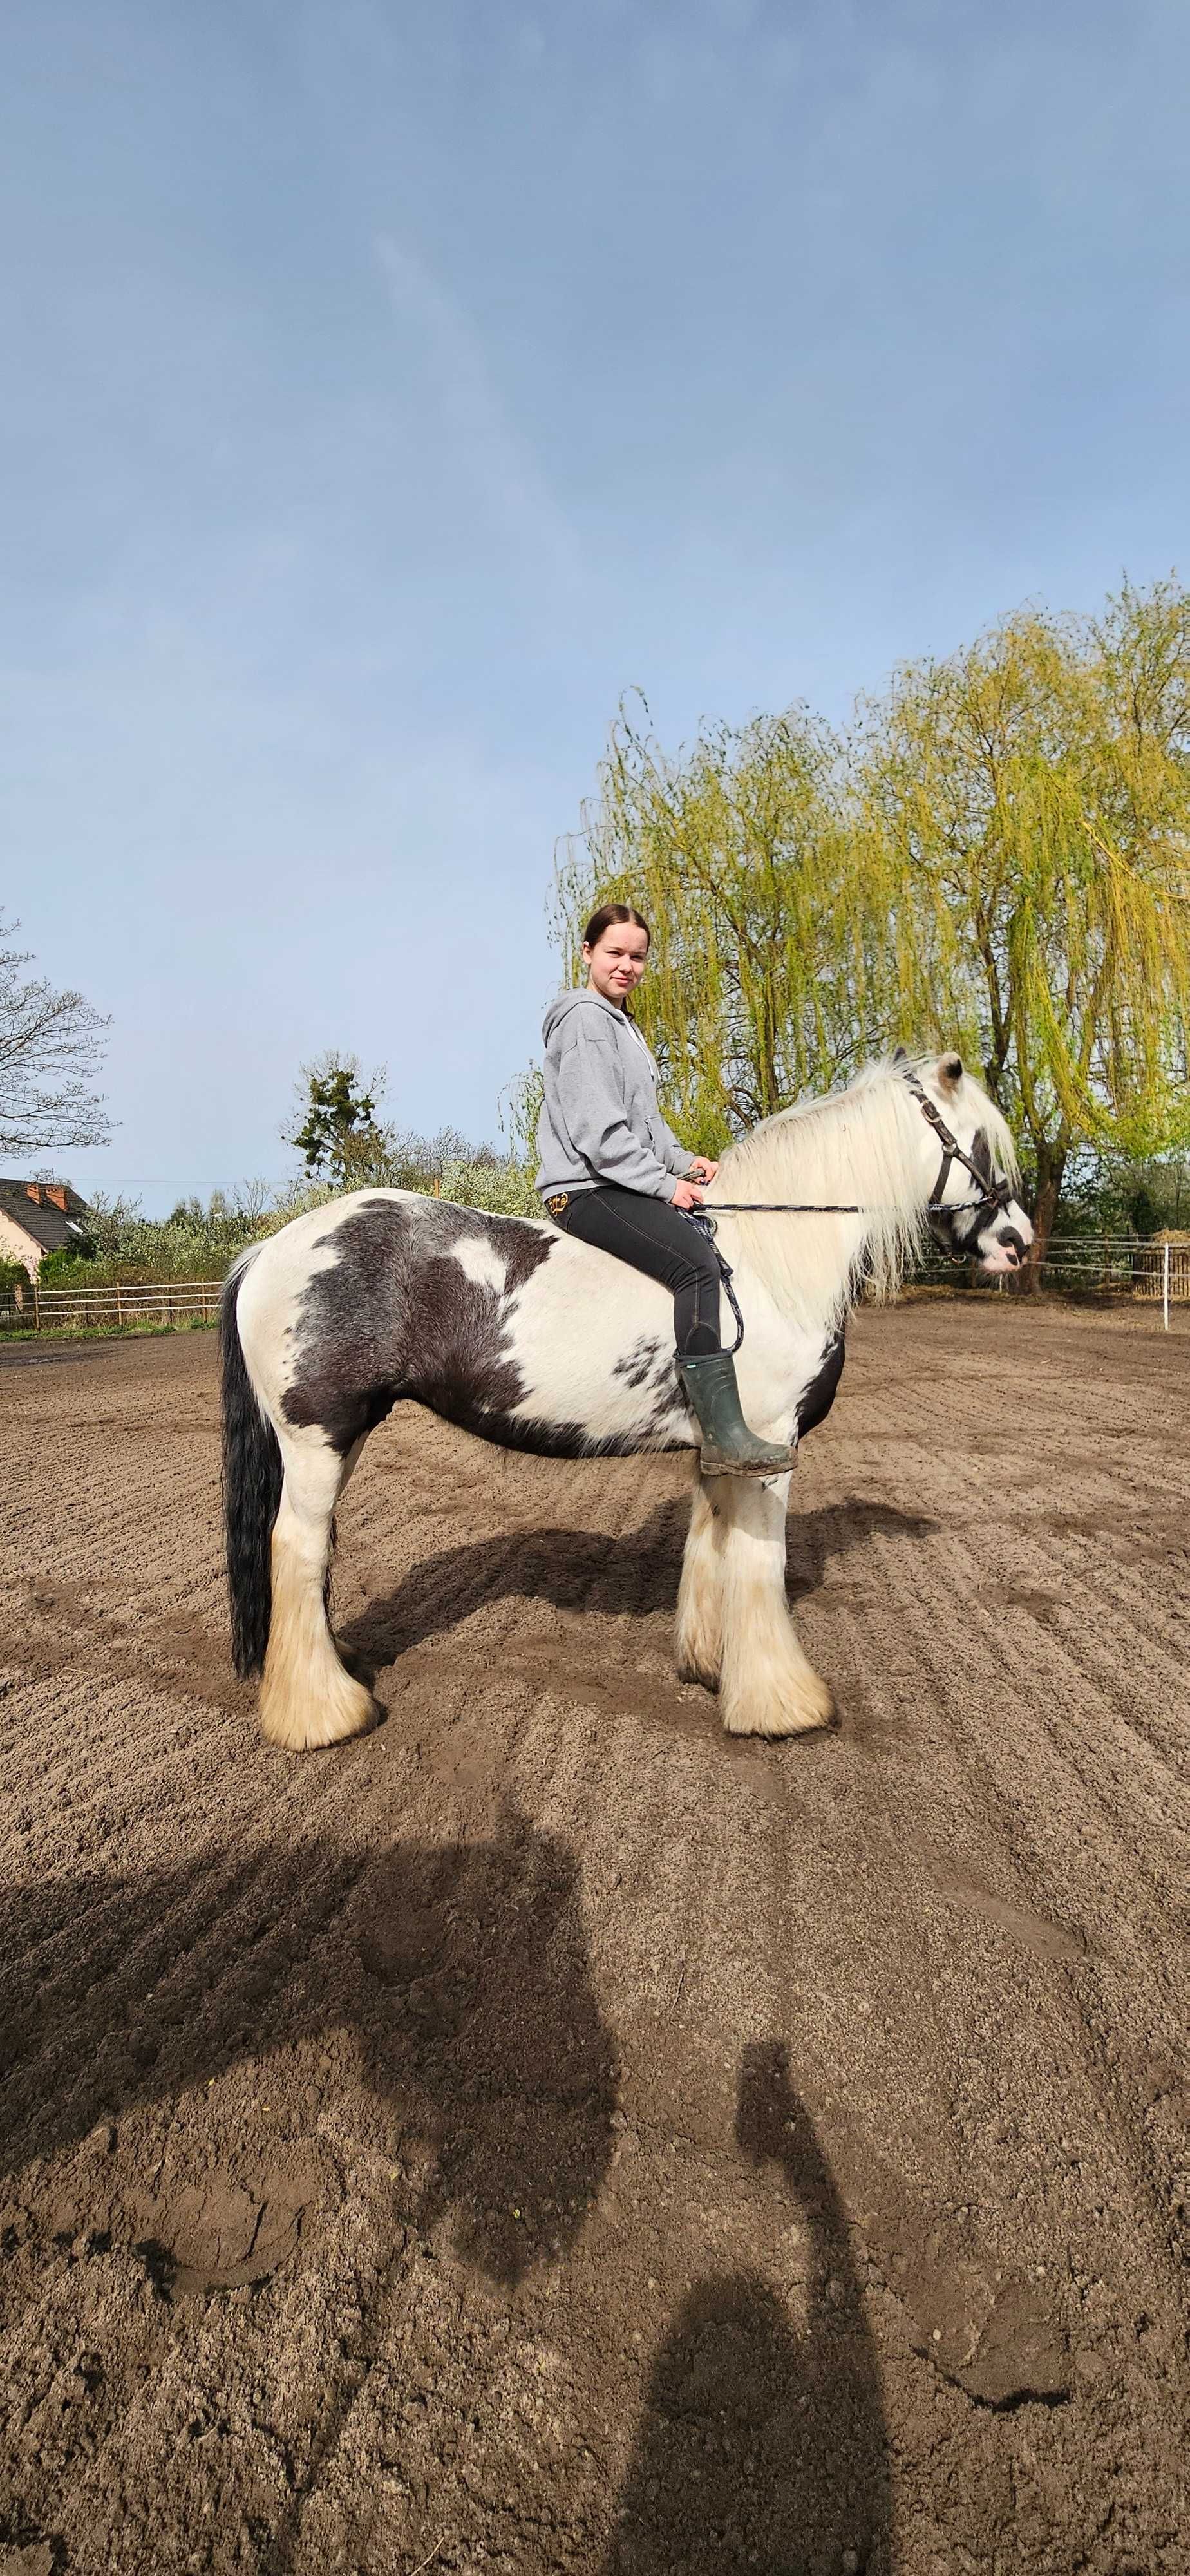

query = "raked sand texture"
[0, 1306, 1185, 2575]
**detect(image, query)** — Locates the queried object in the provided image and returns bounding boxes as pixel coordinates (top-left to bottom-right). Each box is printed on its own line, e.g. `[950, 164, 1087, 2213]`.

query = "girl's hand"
[671, 1178, 706, 1211]
[688, 1157, 719, 1184]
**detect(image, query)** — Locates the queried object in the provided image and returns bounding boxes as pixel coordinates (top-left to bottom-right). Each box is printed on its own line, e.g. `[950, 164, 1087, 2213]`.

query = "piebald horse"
[221, 1052, 1030, 1748]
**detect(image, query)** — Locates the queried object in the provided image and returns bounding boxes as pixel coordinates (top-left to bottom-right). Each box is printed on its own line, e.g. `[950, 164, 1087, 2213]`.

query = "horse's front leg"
[716, 1473, 835, 1738]
[675, 1470, 726, 1688]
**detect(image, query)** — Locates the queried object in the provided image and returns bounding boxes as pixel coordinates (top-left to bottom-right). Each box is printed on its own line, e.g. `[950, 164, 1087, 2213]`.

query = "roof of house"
[0, 1179, 92, 1255]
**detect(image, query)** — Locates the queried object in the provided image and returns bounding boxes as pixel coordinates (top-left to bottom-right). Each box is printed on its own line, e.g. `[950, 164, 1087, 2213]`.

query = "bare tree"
[0, 918, 113, 1157]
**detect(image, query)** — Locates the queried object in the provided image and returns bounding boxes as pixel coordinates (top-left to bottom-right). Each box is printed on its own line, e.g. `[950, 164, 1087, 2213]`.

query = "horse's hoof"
[259, 1672, 379, 1752]
[721, 1677, 836, 1738]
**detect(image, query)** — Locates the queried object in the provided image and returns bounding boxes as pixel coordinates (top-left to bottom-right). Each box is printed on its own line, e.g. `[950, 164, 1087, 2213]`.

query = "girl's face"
[583, 922, 650, 1005]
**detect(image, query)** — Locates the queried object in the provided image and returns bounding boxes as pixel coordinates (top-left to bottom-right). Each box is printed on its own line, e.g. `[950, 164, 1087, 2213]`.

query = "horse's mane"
[712, 1054, 1019, 1332]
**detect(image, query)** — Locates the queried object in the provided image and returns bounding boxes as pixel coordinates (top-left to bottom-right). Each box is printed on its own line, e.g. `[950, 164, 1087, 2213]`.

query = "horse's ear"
[891, 1044, 909, 1065]
[938, 1052, 963, 1092]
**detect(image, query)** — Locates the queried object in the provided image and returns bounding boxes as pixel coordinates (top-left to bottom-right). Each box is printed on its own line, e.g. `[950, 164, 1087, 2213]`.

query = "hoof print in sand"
[909, 2278, 1071, 2409]
[132, 2177, 305, 2299]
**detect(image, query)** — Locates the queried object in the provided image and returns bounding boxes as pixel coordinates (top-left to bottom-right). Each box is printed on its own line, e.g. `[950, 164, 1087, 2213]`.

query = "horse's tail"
[220, 1253, 283, 1678]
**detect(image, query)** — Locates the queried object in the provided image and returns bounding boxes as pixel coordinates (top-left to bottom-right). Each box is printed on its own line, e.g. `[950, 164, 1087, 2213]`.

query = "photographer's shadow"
[605, 2043, 892, 2574]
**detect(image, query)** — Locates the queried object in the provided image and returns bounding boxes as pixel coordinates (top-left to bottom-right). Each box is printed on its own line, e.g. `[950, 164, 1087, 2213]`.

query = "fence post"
[1164, 1240, 1170, 1334]
[33, 1283, 40, 1334]
[116, 1280, 123, 1332]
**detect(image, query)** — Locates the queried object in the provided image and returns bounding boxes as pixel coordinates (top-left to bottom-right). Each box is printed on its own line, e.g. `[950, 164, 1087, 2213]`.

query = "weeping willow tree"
[854, 579, 1190, 1267]
[550, 582, 1190, 1264]
[552, 694, 879, 1153]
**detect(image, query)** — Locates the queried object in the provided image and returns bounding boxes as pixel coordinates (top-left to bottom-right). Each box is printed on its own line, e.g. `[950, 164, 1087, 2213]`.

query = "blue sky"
[3, 0, 1187, 1207]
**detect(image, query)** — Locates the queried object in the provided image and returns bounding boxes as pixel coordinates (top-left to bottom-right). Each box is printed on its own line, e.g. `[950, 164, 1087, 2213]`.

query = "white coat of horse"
[220, 1052, 1031, 1750]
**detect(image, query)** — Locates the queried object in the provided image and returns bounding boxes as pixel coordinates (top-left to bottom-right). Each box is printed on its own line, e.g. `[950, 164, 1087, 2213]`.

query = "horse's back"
[232, 1188, 690, 1459]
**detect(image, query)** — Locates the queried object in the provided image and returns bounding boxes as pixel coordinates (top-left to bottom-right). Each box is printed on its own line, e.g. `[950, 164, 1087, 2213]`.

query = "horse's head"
[907, 1053, 1034, 1275]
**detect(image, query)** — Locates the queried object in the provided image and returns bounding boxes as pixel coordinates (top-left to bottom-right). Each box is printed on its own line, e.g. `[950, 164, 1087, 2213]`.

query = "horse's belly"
[498, 1251, 690, 1454]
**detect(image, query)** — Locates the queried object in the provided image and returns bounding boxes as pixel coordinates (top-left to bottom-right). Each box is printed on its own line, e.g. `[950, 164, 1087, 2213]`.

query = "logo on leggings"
[545, 1193, 571, 1218]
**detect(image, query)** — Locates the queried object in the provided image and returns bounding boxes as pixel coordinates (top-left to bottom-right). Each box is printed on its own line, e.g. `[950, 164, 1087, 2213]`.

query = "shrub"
[38, 1243, 93, 1283]
[43, 1146, 541, 1285]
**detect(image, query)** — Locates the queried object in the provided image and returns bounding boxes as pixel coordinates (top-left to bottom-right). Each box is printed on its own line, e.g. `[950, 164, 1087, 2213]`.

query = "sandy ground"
[0, 1305, 1185, 2576]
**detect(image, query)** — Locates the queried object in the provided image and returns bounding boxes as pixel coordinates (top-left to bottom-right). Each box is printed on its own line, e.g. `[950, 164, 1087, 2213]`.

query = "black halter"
[692, 1070, 1015, 1230]
[681, 1067, 1016, 1324]
[896, 1066, 1015, 1239]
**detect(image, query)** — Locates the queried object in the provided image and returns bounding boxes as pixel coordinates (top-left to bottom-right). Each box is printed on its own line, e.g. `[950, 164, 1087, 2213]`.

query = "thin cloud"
[376, 234, 582, 587]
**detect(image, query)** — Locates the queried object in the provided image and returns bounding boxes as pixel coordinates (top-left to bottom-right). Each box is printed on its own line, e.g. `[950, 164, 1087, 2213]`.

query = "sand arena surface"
[0, 1306, 1185, 2575]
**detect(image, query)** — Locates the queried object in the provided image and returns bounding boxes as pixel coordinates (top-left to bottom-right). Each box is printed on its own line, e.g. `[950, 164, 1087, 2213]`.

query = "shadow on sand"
[604, 2041, 892, 2576]
[0, 1803, 616, 2291]
[343, 1495, 938, 1669]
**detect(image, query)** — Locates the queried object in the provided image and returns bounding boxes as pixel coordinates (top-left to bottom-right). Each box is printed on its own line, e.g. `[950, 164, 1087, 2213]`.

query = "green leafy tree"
[853, 579, 1190, 1270]
[37, 1186, 272, 1287]
[551, 585, 1190, 1269]
[283, 1053, 388, 1186]
[1061, 1142, 1190, 1237]
[499, 1066, 544, 1166]
[552, 694, 865, 1153]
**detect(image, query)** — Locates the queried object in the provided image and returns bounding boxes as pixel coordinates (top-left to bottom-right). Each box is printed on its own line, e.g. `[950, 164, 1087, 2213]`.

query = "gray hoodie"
[536, 988, 696, 1202]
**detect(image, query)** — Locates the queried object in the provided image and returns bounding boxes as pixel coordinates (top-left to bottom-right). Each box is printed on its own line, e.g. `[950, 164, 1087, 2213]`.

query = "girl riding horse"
[537, 902, 794, 1478]
[221, 987, 1030, 1747]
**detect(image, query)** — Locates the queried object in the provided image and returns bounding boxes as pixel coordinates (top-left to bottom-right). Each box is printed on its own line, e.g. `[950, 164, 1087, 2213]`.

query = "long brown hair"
[582, 900, 651, 952]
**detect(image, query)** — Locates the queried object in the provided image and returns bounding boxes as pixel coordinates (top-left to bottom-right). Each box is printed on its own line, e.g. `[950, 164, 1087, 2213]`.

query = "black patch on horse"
[614, 1334, 669, 1391]
[280, 1195, 675, 1461]
[943, 1128, 1008, 1256]
[281, 1198, 417, 1452]
[644, 1349, 690, 1444]
[281, 1197, 552, 1454]
[795, 1329, 845, 1440]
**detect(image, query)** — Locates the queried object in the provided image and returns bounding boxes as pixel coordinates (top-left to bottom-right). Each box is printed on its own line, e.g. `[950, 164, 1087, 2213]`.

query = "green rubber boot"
[677, 1350, 797, 1478]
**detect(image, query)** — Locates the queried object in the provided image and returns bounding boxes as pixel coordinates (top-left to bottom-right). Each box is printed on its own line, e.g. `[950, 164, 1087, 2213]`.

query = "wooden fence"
[912, 1233, 1190, 1315]
[1, 1238, 1188, 1335]
[0, 1279, 223, 1333]
[1035, 1236, 1190, 1300]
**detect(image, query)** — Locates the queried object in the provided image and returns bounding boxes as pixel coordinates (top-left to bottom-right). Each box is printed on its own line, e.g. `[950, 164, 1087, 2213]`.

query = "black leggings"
[556, 1185, 722, 1354]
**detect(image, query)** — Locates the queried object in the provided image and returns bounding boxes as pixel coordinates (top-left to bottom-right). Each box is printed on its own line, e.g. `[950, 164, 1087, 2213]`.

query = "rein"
[697, 1070, 1014, 1227]
[685, 1073, 1015, 1331]
[701, 1199, 990, 1214]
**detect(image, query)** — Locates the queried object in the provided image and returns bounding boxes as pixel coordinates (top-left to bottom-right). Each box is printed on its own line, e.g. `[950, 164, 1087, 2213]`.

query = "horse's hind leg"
[676, 1472, 726, 1688]
[260, 1428, 377, 1751]
[716, 1473, 835, 1738]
